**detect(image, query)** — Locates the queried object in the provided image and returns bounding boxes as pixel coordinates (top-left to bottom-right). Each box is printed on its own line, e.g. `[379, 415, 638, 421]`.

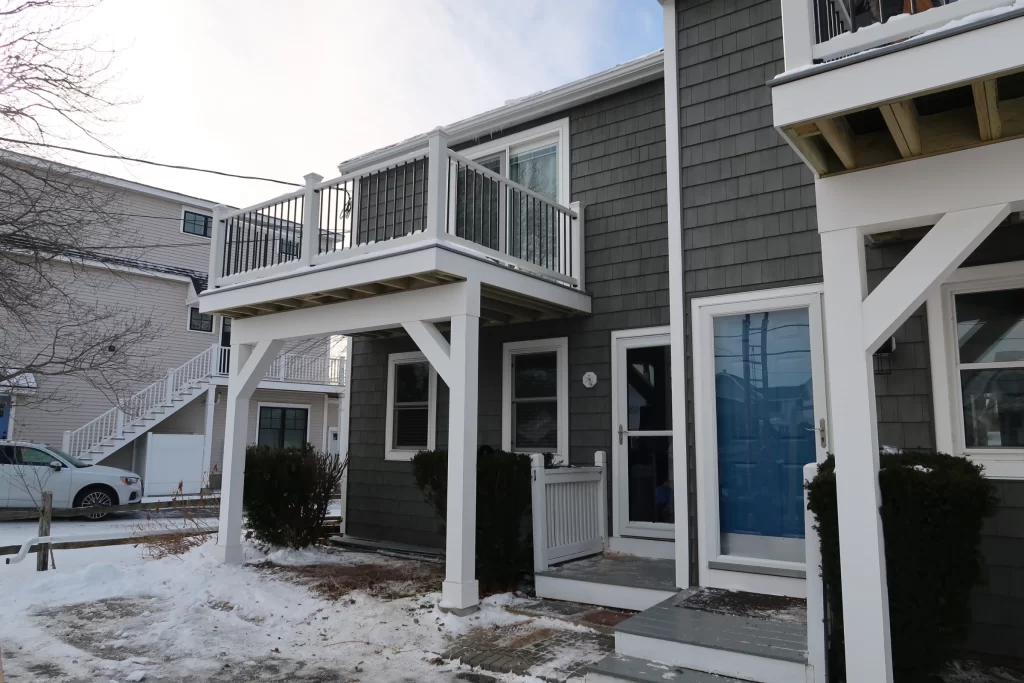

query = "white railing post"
[570, 201, 585, 291]
[165, 369, 175, 404]
[115, 408, 125, 433]
[781, 0, 816, 71]
[279, 354, 288, 381]
[61, 430, 71, 452]
[595, 450, 607, 549]
[209, 343, 219, 376]
[804, 462, 828, 683]
[425, 128, 450, 241]
[300, 172, 323, 267]
[531, 453, 549, 573]
[209, 204, 229, 290]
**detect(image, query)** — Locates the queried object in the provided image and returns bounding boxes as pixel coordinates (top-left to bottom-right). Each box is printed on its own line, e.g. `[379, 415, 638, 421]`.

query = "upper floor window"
[188, 306, 214, 333]
[182, 210, 212, 238]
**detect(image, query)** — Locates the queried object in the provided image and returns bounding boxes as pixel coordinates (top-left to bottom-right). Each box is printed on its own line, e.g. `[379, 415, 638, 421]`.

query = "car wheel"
[74, 486, 116, 521]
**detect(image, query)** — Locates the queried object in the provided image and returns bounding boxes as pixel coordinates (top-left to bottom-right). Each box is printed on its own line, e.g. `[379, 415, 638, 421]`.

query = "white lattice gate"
[530, 452, 607, 572]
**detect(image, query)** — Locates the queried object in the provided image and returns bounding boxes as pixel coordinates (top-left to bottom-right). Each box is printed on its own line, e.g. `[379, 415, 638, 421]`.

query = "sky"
[42, 0, 663, 208]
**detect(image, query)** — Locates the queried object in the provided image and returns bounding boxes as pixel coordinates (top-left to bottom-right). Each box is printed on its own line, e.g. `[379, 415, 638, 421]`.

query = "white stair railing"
[62, 345, 218, 459]
[531, 451, 607, 572]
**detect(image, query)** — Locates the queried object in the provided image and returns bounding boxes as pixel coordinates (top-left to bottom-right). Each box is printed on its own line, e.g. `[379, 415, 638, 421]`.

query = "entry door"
[693, 287, 829, 580]
[612, 328, 674, 540]
[0, 396, 11, 440]
[219, 318, 232, 374]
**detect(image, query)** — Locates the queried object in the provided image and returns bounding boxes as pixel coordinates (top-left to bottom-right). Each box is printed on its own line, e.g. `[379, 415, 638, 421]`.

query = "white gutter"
[338, 50, 665, 174]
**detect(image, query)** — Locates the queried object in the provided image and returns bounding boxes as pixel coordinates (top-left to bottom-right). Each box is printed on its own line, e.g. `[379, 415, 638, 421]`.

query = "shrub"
[806, 452, 997, 682]
[411, 447, 532, 594]
[243, 443, 347, 549]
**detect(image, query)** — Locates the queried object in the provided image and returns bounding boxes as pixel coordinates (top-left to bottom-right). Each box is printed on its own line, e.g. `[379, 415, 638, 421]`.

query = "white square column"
[441, 312, 480, 612]
[214, 339, 283, 564]
[820, 227, 894, 683]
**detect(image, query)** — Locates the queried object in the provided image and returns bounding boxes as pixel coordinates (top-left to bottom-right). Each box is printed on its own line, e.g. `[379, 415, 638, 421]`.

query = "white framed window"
[188, 306, 214, 333]
[502, 338, 569, 461]
[936, 263, 1024, 479]
[384, 352, 437, 461]
[460, 118, 571, 207]
[256, 403, 311, 448]
[181, 208, 213, 238]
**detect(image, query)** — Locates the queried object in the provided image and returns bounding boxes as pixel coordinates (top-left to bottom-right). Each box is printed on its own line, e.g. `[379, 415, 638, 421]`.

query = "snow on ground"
[0, 517, 574, 682]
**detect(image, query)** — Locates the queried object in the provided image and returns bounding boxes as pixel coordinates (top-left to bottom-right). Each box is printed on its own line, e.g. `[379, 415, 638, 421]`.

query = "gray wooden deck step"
[615, 590, 807, 664]
[587, 653, 752, 682]
[536, 554, 677, 591]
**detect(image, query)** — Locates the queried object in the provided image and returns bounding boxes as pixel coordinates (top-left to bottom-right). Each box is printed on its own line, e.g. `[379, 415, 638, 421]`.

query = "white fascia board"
[772, 15, 1024, 128]
[0, 149, 223, 210]
[815, 137, 1024, 234]
[338, 51, 664, 174]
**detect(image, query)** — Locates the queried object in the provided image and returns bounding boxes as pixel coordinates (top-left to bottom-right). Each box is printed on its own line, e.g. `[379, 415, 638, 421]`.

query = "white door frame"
[692, 284, 830, 598]
[611, 326, 675, 541]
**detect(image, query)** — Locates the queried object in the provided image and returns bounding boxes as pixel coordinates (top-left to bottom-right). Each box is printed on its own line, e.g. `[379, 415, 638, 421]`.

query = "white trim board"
[501, 337, 569, 464]
[614, 633, 808, 683]
[534, 575, 675, 612]
[384, 351, 438, 462]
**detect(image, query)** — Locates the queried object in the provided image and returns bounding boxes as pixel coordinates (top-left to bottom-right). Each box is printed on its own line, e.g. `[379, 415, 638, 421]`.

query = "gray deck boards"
[535, 554, 677, 592]
[588, 653, 752, 682]
[615, 590, 807, 664]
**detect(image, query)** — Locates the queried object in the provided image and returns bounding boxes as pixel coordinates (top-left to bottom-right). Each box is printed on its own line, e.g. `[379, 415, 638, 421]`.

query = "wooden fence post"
[37, 491, 52, 571]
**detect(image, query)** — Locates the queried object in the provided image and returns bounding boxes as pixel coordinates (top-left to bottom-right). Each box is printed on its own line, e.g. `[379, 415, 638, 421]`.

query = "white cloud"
[42, 0, 658, 207]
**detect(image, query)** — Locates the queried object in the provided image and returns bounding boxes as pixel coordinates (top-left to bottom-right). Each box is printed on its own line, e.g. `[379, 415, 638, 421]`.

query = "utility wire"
[0, 136, 302, 187]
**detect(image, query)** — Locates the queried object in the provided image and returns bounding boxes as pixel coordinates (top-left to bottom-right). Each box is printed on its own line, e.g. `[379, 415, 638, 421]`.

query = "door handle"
[618, 424, 625, 445]
[805, 418, 827, 449]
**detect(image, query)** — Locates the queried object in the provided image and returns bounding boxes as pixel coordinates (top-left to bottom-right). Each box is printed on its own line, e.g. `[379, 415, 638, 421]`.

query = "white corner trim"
[501, 337, 569, 461]
[932, 261, 1024, 479]
[457, 118, 571, 206]
[254, 401, 313, 445]
[384, 351, 437, 462]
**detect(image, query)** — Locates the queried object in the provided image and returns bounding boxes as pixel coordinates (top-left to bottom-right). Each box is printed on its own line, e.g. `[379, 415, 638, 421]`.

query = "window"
[953, 288, 1024, 450]
[257, 406, 309, 448]
[502, 338, 569, 458]
[182, 210, 212, 238]
[188, 306, 214, 333]
[14, 447, 58, 466]
[385, 352, 437, 461]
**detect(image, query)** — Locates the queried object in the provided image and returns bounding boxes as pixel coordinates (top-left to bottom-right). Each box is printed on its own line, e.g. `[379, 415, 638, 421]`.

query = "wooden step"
[587, 654, 752, 683]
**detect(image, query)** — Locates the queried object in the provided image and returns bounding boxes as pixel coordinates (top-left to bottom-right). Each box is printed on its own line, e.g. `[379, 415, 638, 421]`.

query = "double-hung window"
[953, 287, 1024, 450]
[182, 210, 212, 238]
[385, 352, 437, 461]
[502, 338, 569, 461]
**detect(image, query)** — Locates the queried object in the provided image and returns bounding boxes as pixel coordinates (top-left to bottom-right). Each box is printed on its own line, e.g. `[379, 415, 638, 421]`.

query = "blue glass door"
[0, 396, 11, 440]
[712, 307, 819, 563]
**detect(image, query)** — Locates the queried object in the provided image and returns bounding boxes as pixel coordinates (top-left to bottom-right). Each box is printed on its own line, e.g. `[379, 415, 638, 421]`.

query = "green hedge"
[243, 443, 346, 549]
[806, 452, 997, 682]
[412, 447, 532, 594]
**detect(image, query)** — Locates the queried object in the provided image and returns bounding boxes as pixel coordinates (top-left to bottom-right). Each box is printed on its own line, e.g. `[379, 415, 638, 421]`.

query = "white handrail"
[221, 186, 307, 223]
[446, 149, 578, 217]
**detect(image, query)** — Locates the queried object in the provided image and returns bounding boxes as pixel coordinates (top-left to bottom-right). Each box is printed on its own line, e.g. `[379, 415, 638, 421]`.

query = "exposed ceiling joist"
[816, 116, 857, 170]
[788, 132, 830, 175]
[972, 79, 1002, 142]
[880, 99, 922, 159]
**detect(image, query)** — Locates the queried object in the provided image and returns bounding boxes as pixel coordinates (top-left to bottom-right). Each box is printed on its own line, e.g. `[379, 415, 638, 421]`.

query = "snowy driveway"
[0, 518, 587, 682]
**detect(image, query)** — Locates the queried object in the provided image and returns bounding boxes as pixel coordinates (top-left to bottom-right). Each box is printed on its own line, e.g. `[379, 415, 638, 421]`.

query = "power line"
[0, 136, 302, 187]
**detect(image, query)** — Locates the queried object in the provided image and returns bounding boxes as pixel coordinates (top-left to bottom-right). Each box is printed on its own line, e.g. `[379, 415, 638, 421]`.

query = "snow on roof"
[1, 372, 37, 391]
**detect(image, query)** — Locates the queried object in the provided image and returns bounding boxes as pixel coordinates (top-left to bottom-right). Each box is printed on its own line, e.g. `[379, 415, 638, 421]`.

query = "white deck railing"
[530, 452, 607, 572]
[783, 0, 1016, 68]
[214, 347, 345, 386]
[209, 130, 584, 292]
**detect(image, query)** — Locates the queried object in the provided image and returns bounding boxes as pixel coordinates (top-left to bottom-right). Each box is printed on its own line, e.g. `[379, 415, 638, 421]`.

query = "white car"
[0, 441, 143, 520]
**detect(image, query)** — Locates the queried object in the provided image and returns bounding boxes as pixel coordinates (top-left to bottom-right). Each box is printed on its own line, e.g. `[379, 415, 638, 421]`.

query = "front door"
[0, 396, 11, 439]
[693, 286, 829, 587]
[612, 328, 675, 540]
[219, 318, 232, 374]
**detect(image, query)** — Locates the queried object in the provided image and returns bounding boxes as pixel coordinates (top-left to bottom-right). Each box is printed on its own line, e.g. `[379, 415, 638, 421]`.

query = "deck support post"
[202, 386, 216, 484]
[215, 339, 283, 564]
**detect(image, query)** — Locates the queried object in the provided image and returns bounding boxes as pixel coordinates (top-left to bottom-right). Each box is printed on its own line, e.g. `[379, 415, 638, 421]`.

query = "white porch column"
[215, 339, 283, 564]
[442, 311, 480, 612]
[820, 226, 894, 683]
[202, 386, 216, 483]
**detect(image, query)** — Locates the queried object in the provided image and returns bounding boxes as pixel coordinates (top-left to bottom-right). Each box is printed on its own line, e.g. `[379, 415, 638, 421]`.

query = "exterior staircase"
[62, 345, 220, 463]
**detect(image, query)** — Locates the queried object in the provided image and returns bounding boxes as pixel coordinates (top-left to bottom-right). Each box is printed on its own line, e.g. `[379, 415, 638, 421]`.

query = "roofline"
[338, 50, 665, 174]
[0, 149, 223, 209]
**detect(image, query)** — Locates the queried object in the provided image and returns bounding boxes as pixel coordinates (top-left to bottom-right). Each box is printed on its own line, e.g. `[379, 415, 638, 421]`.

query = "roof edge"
[338, 49, 665, 174]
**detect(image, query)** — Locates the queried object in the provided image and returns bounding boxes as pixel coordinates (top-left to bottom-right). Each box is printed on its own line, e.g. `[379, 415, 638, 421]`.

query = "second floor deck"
[773, 0, 1024, 176]
[200, 130, 590, 326]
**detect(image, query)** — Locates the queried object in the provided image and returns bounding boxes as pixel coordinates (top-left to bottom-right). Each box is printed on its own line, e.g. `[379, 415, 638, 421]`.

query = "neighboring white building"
[0, 154, 346, 497]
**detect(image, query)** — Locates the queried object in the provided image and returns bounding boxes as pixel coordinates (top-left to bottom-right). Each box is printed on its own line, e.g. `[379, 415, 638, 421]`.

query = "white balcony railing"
[783, 0, 1018, 68]
[530, 452, 607, 572]
[215, 345, 345, 387]
[208, 130, 584, 293]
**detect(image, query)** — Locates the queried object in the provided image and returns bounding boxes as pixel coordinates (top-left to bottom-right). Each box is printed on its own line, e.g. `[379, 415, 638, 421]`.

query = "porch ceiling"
[216, 270, 585, 333]
[783, 67, 1024, 177]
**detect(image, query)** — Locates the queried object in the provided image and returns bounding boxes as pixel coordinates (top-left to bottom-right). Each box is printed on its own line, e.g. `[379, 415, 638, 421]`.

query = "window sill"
[963, 452, 1024, 480]
[385, 450, 421, 462]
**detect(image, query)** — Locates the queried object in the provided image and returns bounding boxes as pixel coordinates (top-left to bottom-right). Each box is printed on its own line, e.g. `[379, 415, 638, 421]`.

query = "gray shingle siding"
[345, 80, 669, 548]
[675, 0, 1021, 657]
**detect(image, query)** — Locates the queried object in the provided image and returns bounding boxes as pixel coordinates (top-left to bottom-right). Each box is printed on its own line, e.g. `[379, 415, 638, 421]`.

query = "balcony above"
[199, 131, 590, 327]
[773, 0, 1024, 176]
